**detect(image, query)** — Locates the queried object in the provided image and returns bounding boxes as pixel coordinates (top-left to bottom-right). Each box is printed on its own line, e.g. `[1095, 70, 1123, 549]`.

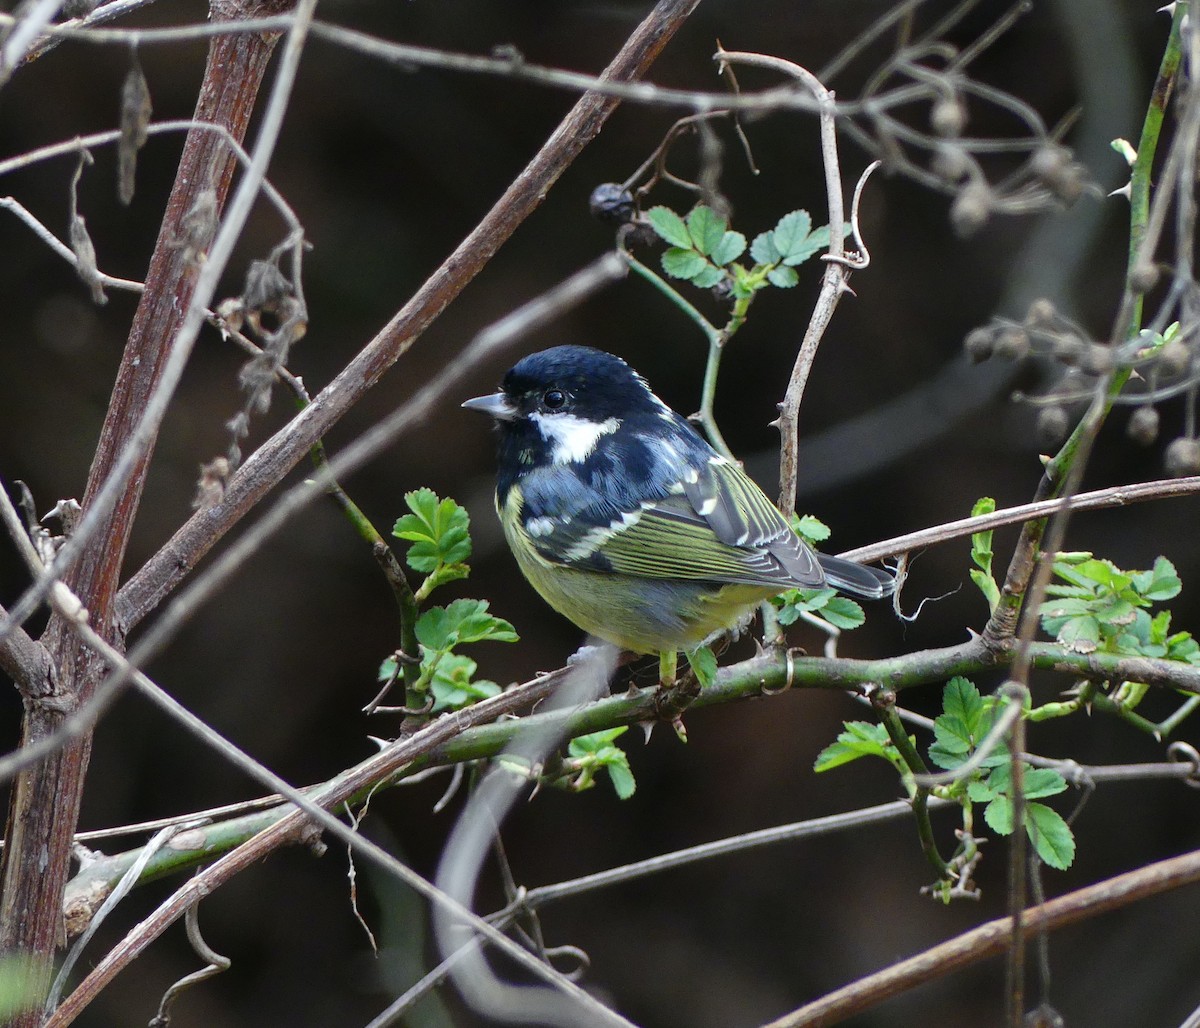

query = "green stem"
[623, 252, 741, 458]
[298, 402, 422, 711]
[874, 692, 951, 879]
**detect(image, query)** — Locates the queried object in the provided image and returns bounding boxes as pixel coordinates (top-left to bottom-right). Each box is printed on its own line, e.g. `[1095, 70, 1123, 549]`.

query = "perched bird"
[463, 346, 893, 672]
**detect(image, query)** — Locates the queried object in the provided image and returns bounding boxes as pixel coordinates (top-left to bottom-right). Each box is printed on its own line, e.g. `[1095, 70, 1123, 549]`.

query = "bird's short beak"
[461, 391, 518, 421]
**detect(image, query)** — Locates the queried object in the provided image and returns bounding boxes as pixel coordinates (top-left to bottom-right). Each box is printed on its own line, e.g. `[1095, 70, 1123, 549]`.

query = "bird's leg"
[658, 650, 678, 688]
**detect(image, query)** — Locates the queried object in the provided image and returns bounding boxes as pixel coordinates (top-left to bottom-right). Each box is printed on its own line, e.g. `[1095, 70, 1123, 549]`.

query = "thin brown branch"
[765, 845, 1200, 1027]
[116, 0, 703, 631]
[0, 0, 299, 1008]
[712, 48, 855, 519]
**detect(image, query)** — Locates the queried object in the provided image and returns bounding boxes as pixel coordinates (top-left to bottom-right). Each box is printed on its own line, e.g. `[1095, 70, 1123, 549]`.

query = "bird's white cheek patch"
[531, 413, 621, 463]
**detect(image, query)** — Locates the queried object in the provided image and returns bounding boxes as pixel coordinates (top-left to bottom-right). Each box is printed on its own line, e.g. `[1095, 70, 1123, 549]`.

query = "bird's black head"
[496, 345, 661, 422]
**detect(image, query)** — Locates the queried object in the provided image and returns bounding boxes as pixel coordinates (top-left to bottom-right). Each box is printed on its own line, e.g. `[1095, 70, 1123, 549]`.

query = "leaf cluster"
[816, 678, 1076, 871]
[647, 205, 842, 297]
[773, 515, 865, 630]
[1039, 553, 1194, 660]
[381, 489, 517, 712]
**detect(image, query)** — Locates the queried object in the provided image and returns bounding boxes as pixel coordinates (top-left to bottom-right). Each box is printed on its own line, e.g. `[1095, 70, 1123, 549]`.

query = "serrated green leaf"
[1143, 556, 1181, 601]
[984, 795, 1013, 835]
[417, 598, 518, 651]
[774, 586, 836, 625]
[771, 210, 813, 259]
[944, 677, 984, 735]
[1026, 802, 1075, 868]
[662, 247, 710, 280]
[782, 224, 833, 266]
[710, 230, 747, 266]
[688, 646, 718, 688]
[1055, 614, 1102, 652]
[928, 740, 968, 771]
[425, 651, 501, 712]
[821, 596, 865, 630]
[646, 206, 692, 248]
[569, 726, 629, 755]
[813, 721, 891, 771]
[1022, 767, 1069, 799]
[793, 514, 831, 543]
[690, 264, 727, 289]
[606, 760, 637, 799]
[749, 230, 781, 265]
[393, 489, 471, 573]
[687, 205, 727, 256]
[967, 777, 997, 802]
[767, 265, 799, 289]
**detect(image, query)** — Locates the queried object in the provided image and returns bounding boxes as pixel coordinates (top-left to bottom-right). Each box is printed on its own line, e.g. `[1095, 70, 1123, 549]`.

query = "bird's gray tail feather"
[817, 554, 895, 599]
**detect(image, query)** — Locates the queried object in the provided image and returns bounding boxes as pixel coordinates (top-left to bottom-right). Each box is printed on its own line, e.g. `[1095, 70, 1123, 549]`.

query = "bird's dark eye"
[542, 388, 567, 410]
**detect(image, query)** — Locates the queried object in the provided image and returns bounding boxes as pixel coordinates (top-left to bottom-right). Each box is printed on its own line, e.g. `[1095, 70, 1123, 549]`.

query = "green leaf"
[771, 210, 813, 259]
[687, 205, 727, 256]
[425, 652, 502, 712]
[688, 646, 718, 688]
[709, 230, 747, 266]
[393, 489, 471, 573]
[813, 721, 891, 771]
[820, 596, 865, 630]
[661, 247, 710, 280]
[793, 514, 831, 544]
[1143, 556, 1181, 601]
[690, 264, 727, 289]
[1022, 767, 1069, 799]
[782, 224, 833, 266]
[606, 760, 637, 799]
[569, 727, 636, 799]
[774, 586, 835, 625]
[569, 726, 629, 755]
[984, 795, 1013, 835]
[749, 230, 781, 265]
[1055, 614, 1102, 652]
[928, 677, 985, 769]
[766, 265, 799, 288]
[1026, 802, 1076, 869]
[416, 598, 518, 651]
[646, 206, 692, 248]
[944, 676, 984, 735]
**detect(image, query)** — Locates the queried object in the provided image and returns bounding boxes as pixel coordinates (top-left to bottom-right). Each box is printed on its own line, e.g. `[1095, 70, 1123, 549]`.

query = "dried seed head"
[1130, 262, 1160, 294]
[1165, 436, 1200, 477]
[1159, 339, 1191, 376]
[994, 327, 1030, 361]
[1081, 344, 1115, 376]
[1037, 405, 1070, 447]
[1025, 298, 1057, 327]
[950, 181, 991, 237]
[1127, 405, 1160, 446]
[964, 326, 995, 363]
[1031, 144, 1086, 205]
[931, 143, 970, 183]
[589, 183, 636, 225]
[931, 95, 967, 138]
[1052, 334, 1085, 366]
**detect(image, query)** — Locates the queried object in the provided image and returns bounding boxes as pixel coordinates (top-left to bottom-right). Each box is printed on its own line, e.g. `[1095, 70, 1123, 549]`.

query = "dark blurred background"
[2, 1, 1200, 1025]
